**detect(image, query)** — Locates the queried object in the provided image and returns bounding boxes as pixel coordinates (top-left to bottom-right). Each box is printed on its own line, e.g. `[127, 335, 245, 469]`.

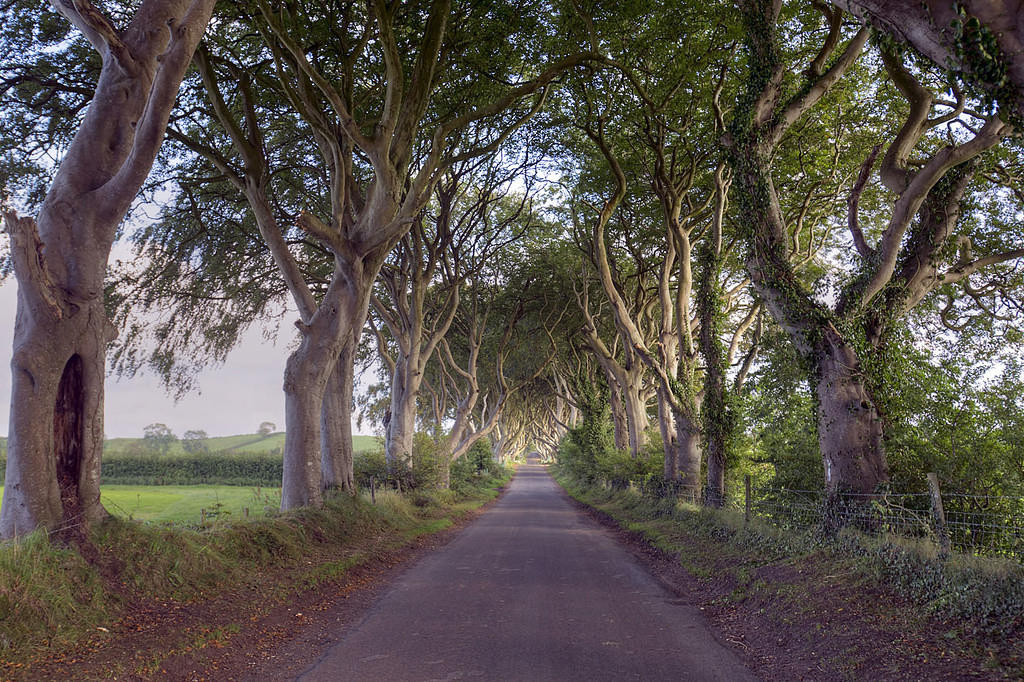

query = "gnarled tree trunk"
[1, 0, 216, 540]
[813, 335, 888, 494]
[321, 338, 356, 492]
[385, 357, 418, 470]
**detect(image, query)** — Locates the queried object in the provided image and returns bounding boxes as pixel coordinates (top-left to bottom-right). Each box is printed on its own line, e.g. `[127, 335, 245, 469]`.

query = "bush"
[451, 439, 500, 484]
[353, 433, 444, 491]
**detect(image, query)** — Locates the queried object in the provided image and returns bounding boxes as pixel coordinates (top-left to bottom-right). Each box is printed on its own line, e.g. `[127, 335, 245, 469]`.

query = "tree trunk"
[814, 336, 889, 496]
[280, 279, 360, 509]
[623, 380, 648, 457]
[698, 240, 729, 508]
[0, 0, 216, 539]
[320, 338, 355, 492]
[1, 294, 110, 539]
[673, 408, 702, 501]
[385, 358, 418, 470]
[438, 455, 451, 489]
[608, 380, 629, 452]
[657, 388, 678, 481]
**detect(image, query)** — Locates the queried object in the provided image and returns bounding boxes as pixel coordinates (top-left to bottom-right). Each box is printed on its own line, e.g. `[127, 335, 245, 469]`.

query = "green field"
[0, 434, 380, 458]
[103, 433, 380, 456]
[0, 484, 282, 524]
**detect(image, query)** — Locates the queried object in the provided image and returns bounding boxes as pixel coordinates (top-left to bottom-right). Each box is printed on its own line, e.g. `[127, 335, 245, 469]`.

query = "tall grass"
[556, 471, 1024, 640]
[0, 467, 510, 665]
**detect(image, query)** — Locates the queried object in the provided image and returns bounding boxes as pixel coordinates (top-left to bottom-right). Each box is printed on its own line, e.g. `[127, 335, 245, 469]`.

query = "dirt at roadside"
[7, 477, 1018, 681]
[566, 493, 1021, 681]
[2, 493, 504, 682]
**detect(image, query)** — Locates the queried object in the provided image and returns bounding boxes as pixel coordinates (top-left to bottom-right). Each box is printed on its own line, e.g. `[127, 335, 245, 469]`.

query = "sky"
[0, 277, 363, 439]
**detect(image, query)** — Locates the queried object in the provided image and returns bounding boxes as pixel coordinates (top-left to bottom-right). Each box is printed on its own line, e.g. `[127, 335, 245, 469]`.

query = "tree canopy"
[3, 0, 1024, 538]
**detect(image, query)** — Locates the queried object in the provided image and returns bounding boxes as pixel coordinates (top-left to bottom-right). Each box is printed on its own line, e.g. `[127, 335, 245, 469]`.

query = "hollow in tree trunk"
[1, 289, 111, 539]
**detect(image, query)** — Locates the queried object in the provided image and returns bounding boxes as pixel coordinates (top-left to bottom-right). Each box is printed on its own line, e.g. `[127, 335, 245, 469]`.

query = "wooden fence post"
[744, 475, 751, 525]
[927, 472, 951, 557]
[371, 476, 376, 504]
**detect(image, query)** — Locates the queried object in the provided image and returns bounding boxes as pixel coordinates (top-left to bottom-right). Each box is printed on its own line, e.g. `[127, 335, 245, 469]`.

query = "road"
[296, 464, 758, 681]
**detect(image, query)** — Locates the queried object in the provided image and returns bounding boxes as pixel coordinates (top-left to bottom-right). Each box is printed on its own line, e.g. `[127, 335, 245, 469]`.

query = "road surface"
[296, 464, 757, 681]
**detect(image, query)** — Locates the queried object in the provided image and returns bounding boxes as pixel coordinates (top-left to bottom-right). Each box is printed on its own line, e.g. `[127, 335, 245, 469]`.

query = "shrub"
[352, 433, 444, 491]
[451, 439, 500, 484]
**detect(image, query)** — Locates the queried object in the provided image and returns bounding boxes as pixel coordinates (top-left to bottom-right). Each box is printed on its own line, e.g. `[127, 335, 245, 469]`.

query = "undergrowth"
[0, 467, 511, 666]
[554, 470, 1024, 646]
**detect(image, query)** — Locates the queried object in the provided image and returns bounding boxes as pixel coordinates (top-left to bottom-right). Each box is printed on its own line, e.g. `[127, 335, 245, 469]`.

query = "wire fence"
[719, 476, 1024, 562]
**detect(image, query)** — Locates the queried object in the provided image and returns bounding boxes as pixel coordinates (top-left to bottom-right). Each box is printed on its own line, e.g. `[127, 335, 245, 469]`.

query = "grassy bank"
[553, 470, 1024, 679]
[0, 468, 510, 672]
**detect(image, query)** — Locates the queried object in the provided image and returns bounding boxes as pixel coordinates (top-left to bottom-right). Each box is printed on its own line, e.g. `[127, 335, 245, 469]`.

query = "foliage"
[100, 454, 282, 487]
[142, 423, 177, 456]
[181, 430, 209, 454]
[451, 439, 501, 480]
[257, 422, 276, 437]
[556, 471, 1024, 652]
[353, 433, 442, 491]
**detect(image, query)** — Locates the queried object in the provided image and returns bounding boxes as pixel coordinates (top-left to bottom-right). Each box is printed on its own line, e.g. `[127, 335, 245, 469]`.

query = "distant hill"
[1, 433, 379, 459]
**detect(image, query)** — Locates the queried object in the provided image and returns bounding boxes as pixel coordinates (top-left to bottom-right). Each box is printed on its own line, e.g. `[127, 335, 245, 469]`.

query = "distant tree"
[182, 429, 209, 454]
[143, 423, 177, 455]
[257, 422, 276, 438]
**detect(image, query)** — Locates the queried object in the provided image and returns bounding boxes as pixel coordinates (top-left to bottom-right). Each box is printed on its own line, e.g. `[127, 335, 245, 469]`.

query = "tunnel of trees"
[2, 0, 1024, 541]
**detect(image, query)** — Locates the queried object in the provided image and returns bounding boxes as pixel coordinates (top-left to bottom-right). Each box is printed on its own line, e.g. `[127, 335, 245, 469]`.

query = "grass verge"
[553, 470, 1024, 679]
[0, 468, 511, 672]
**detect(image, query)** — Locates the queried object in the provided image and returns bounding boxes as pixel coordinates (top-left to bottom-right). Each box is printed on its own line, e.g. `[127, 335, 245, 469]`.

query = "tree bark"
[833, 1, 1024, 124]
[673, 407, 702, 500]
[1, 0, 216, 539]
[623, 380, 649, 457]
[813, 334, 888, 495]
[385, 357, 418, 470]
[321, 338, 355, 492]
[281, 267, 370, 509]
[606, 373, 629, 452]
[656, 388, 678, 481]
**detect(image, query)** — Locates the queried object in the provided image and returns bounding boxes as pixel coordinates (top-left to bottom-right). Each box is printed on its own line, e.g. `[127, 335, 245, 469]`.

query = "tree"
[110, 0, 593, 510]
[0, 0, 216, 539]
[727, 1, 1021, 505]
[370, 154, 541, 470]
[143, 423, 177, 455]
[831, 1, 1024, 126]
[182, 429, 209, 454]
[257, 422, 276, 438]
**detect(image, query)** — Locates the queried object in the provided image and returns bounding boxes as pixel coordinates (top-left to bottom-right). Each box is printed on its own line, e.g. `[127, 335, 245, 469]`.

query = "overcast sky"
[0, 278, 372, 439]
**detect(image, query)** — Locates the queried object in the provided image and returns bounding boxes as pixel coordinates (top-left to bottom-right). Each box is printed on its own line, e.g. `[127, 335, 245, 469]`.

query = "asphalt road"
[296, 464, 758, 681]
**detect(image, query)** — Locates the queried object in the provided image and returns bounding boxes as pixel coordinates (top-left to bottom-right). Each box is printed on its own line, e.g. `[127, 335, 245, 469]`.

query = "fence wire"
[725, 485, 1024, 562]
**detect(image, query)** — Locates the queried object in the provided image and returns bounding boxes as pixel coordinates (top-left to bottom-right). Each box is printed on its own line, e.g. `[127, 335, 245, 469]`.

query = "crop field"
[0, 484, 282, 524]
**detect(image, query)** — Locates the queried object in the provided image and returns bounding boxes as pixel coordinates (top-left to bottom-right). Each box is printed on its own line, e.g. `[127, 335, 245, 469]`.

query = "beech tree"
[831, 1, 1024, 126]
[727, 1, 1022, 502]
[370, 155, 539, 469]
[0, 0, 216, 539]
[557, 2, 765, 499]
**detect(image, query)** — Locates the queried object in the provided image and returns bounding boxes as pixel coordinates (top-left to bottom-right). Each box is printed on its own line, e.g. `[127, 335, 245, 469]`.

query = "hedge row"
[0, 455, 282, 487]
[101, 454, 282, 486]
